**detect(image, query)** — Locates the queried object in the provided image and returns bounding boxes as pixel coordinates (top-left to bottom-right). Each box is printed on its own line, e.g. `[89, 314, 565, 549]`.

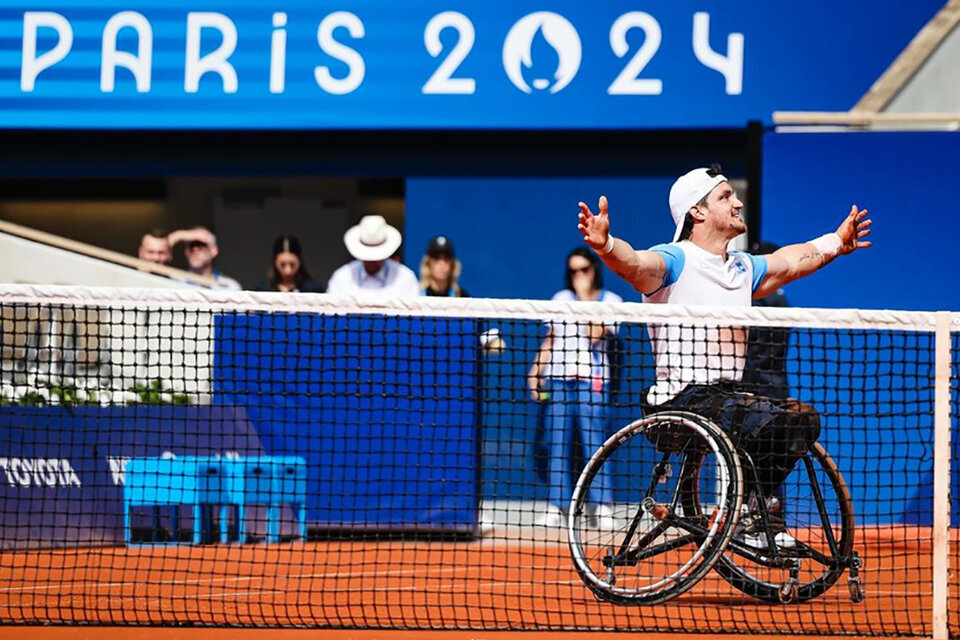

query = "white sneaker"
[534, 505, 563, 527]
[739, 530, 798, 550]
[593, 505, 618, 531]
[774, 531, 797, 549]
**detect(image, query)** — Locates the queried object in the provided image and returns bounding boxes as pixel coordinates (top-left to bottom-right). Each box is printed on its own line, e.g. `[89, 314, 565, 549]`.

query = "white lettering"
[184, 12, 238, 93]
[314, 11, 365, 95]
[101, 11, 153, 92]
[62, 459, 82, 487]
[692, 12, 743, 95]
[270, 12, 287, 94]
[422, 12, 476, 95]
[10, 459, 30, 487]
[21, 12, 74, 91]
[0, 458, 81, 487]
[607, 12, 662, 96]
[106, 456, 128, 486]
[37, 458, 57, 486]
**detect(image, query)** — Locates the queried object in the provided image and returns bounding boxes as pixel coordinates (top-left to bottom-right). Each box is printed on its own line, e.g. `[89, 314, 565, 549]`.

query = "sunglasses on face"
[568, 265, 593, 275]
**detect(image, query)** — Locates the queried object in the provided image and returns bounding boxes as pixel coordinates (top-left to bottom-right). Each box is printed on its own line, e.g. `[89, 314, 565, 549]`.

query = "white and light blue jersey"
[642, 240, 768, 405]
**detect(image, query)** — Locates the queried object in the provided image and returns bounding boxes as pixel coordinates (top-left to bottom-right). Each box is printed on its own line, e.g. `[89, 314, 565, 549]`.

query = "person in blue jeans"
[528, 247, 621, 528]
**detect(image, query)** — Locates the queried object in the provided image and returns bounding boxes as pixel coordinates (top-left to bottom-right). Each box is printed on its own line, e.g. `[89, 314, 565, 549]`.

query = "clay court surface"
[0, 526, 953, 639]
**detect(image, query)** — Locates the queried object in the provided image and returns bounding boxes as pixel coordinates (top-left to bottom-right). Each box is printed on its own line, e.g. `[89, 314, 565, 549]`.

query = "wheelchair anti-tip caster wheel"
[847, 551, 864, 603]
[848, 579, 864, 603]
[778, 578, 799, 604]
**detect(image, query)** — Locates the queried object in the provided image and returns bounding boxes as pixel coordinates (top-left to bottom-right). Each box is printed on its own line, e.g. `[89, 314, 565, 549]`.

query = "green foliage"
[127, 379, 192, 405]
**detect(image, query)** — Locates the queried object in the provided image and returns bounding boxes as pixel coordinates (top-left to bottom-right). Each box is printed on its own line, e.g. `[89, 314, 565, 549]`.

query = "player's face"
[701, 182, 746, 239]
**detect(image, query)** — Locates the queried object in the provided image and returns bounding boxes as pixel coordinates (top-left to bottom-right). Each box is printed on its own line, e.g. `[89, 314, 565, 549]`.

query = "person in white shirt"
[327, 215, 420, 299]
[577, 164, 872, 547]
[528, 247, 622, 528]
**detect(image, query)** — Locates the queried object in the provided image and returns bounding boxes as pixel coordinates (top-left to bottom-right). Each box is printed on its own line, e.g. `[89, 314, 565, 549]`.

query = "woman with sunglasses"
[528, 247, 621, 528]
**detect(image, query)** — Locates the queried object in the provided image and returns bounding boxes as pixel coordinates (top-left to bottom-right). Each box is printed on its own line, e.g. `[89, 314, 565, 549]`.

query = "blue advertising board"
[213, 312, 481, 531]
[0, 406, 264, 549]
[0, 1, 943, 129]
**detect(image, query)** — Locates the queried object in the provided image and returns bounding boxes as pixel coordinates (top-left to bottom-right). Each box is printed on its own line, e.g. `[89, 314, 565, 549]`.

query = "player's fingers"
[857, 228, 871, 239]
[579, 201, 593, 217]
[848, 204, 859, 218]
[856, 207, 868, 220]
[857, 240, 872, 249]
[858, 218, 872, 229]
[599, 195, 608, 216]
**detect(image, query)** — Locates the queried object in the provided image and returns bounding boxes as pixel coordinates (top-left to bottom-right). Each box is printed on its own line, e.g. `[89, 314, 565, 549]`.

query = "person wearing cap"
[419, 236, 469, 297]
[168, 226, 241, 290]
[576, 164, 872, 549]
[327, 215, 420, 298]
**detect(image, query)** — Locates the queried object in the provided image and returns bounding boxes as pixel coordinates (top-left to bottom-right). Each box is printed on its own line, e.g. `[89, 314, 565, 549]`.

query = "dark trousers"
[642, 383, 821, 501]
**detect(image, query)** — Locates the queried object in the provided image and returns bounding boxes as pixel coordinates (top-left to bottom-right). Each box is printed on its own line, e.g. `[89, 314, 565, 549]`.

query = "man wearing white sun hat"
[326, 215, 420, 298]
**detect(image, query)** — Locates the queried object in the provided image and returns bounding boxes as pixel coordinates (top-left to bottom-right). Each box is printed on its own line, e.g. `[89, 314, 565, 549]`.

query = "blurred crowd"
[137, 214, 468, 298]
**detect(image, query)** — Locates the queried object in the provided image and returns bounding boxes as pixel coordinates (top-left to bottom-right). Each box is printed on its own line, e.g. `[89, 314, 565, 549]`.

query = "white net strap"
[0, 284, 954, 332]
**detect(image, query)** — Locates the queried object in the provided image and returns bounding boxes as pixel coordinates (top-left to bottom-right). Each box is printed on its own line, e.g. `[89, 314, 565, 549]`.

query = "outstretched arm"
[755, 205, 872, 299]
[578, 196, 667, 295]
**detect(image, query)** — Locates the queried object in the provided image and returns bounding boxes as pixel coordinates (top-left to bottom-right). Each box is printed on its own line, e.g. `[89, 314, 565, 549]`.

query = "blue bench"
[123, 456, 306, 545]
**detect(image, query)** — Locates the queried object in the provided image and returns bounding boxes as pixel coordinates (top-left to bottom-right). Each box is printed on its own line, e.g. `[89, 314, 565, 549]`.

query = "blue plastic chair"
[239, 456, 307, 543]
[123, 457, 243, 545]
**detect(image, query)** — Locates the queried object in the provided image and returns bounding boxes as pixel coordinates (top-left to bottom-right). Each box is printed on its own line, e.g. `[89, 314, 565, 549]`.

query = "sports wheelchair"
[568, 410, 864, 605]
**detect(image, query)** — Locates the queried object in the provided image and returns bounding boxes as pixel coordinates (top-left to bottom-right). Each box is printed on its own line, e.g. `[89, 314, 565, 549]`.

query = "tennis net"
[0, 284, 956, 637]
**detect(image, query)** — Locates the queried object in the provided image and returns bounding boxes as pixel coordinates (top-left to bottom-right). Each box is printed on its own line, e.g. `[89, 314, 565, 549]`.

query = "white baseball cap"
[668, 167, 727, 242]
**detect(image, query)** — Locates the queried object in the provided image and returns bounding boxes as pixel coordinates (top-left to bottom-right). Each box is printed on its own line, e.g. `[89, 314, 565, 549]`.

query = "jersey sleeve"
[647, 243, 685, 292]
[734, 251, 769, 293]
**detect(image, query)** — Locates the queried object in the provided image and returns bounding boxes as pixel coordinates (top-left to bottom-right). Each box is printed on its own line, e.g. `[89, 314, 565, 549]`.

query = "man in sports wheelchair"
[568, 165, 871, 604]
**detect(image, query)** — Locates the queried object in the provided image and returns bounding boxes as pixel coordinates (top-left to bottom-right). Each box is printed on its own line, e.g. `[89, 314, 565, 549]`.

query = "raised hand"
[836, 205, 873, 255]
[578, 196, 610, 252]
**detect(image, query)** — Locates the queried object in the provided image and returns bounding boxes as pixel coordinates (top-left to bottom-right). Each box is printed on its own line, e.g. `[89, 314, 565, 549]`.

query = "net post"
[933, 311, 952, 640]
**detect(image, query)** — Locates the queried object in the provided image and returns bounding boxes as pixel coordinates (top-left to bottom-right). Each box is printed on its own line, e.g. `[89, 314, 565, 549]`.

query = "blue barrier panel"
[762, 131, 960, 525]
[214, 312, 480, 531]
[0, 406, 263, 549]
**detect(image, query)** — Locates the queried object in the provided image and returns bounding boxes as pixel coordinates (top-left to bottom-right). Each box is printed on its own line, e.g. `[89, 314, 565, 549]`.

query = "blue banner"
[0, 1, 943, 129]
[0, 406, 264, 549]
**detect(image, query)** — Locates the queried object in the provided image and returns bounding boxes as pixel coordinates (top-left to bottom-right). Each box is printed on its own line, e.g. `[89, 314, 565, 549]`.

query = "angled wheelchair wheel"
[568, 411, 743, 605]
[684, 442, 855, 603]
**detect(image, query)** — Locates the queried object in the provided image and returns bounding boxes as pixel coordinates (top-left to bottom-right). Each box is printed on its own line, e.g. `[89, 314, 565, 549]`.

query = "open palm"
[836, 205, 873, 255]
[578, 196, 611, 251]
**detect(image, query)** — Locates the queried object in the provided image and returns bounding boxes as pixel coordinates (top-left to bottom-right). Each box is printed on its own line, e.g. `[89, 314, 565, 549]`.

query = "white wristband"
[600, 234, 615, 255]
[810, 232, 842, 258]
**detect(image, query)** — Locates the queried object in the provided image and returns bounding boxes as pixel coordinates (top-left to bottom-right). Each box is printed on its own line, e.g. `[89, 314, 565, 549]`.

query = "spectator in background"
[254, 235, 324, 293]
[743, 241, 791, 399]
[420, 235, 469, 297]
[137, 228, 172, 266]
[168, 226, 241, 290]
[327, 215, 420, 298]
[528, 247, 622, 528]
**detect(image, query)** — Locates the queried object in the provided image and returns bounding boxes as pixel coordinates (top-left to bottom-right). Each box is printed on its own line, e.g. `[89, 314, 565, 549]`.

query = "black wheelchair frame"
[568, 410, 864, 605]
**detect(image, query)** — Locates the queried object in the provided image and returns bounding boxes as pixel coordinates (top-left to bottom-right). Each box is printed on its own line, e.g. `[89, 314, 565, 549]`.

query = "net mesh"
[0, 285, 956, 636]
